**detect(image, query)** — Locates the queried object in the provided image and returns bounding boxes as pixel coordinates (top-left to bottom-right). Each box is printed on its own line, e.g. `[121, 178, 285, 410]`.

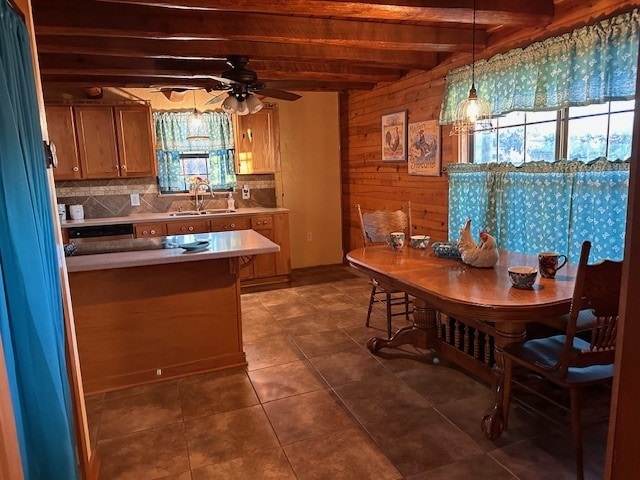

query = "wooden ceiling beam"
[37, 54, 404, 83]
[35, 35, 441, 70]
[33, 1, 485, 52]
[40, 75, 376, 91]
[95, 0, 554, 26]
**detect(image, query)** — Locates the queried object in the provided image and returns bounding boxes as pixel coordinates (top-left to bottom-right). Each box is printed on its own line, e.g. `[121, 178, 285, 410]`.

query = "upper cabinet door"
[74, 106, 119, 179]
[114, 106, 157, 177]
[45, 106, 82, 180]
[235, 105, 281, 174]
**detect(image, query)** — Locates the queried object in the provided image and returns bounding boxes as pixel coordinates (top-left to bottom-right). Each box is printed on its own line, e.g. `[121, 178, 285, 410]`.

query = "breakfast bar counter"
[67, 230, 279, 394]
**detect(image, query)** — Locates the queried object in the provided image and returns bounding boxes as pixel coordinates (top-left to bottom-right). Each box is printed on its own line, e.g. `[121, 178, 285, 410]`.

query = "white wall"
[274, 92, 343, 268]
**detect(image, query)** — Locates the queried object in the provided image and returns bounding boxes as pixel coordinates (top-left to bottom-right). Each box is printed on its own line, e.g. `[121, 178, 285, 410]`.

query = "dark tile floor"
[86, 265, 609, 480]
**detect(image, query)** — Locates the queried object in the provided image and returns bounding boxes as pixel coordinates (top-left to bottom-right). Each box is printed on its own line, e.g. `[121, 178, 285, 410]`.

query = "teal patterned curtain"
[440, 10, 639, 124]
[153, 111, 236, 191]
[448, 159, 629, 262]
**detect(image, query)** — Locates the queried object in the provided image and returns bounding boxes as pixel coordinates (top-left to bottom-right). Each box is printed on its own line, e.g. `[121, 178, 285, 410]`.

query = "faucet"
[193, 181, 215, 211]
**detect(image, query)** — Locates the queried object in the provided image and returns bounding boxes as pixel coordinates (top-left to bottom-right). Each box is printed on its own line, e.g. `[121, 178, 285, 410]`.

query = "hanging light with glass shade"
[451, 0, 492, 135]
[186, 90, 210, 140]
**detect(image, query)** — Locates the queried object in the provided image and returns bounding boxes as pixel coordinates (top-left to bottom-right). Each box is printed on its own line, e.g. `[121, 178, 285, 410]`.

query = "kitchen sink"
[169, 209, 235, 216]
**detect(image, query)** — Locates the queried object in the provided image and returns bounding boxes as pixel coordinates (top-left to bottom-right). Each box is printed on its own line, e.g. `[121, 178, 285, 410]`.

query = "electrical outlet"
[242, 184, 250, 199]
[306, 232, 312, 241]
[130, 193, 140, 206]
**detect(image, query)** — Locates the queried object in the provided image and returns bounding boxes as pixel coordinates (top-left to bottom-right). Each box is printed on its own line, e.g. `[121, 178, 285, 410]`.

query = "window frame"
[466, 100, 635, 164]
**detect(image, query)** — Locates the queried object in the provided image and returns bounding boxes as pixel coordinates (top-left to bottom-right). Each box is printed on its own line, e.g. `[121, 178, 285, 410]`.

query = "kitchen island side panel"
[69, 257, 245, 393]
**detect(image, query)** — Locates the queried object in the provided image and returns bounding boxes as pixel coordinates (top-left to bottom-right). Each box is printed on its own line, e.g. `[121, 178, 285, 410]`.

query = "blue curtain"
[153, 110, 236, 191]
[448, 159, 629, 263]
[0, 1, 78, 477]
[440, 9, 639, 123]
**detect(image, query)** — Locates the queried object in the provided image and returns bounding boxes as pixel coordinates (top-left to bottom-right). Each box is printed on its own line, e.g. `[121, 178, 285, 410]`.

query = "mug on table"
[538, 251, 567, 278]
[387, 232, 405, 252]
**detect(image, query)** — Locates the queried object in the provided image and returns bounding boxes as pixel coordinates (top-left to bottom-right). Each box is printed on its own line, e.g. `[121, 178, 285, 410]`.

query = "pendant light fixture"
[186, 90, 210, 140]
[451, 0, 492, 136]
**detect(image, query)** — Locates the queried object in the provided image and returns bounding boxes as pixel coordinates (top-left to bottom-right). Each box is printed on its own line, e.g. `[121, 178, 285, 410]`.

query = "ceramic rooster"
[457, 219, 499, 268]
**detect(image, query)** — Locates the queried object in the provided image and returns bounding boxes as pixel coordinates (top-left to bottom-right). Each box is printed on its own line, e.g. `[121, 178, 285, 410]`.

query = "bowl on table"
[410, 235, 430, 249]
[508, 266, 538, 289]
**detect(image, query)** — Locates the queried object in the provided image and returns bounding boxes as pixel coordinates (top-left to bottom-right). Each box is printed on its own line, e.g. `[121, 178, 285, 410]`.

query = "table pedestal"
[366, 297, 438, 354]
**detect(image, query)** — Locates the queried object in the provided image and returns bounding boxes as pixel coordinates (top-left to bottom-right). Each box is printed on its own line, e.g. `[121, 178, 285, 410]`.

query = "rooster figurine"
[457, 219, 499, 268]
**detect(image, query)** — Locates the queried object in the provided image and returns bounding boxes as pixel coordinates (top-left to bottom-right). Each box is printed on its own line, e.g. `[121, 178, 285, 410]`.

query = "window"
[154, 111, 236, 193]
[173, 152, 233, 193]
[469, 100, 634, 164]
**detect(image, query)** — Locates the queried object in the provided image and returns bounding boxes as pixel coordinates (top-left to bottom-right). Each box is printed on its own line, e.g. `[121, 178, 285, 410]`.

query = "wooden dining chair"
[356, 203, 412, 339]
[501, 240, 622, 480]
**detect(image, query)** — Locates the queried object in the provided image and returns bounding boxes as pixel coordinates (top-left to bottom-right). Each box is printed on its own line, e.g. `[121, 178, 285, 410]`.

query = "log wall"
[340, 0, 640, 254]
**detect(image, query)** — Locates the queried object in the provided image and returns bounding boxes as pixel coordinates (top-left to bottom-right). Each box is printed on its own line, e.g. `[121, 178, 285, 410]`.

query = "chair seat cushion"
[503, 335, 614, 385]
[539, 309, 597, 333]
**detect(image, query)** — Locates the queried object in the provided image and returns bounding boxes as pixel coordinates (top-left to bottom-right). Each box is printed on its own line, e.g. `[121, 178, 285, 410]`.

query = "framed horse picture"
[381, 110, 407, 162]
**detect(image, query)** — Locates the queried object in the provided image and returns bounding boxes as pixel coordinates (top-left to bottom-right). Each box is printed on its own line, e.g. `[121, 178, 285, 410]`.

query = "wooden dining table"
[346, 244, 578, 439]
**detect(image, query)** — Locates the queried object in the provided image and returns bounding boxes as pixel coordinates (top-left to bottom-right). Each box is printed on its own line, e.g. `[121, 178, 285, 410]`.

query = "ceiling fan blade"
[259, 88, 301, 101]
[206, 75, 241, 86]
[205, 92, 229, 105]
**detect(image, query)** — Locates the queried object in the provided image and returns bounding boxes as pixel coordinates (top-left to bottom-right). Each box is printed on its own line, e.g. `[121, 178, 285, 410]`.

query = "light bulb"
[465, 100, 479, 123]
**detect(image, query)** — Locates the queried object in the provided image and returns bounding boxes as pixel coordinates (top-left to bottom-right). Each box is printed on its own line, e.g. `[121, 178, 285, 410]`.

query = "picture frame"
[381, 110, 407, 162]
[407, 120, 441, 176]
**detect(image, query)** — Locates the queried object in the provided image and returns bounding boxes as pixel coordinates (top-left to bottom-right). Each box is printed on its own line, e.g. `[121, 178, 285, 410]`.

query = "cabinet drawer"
[209, 217, 249, 231]
[251, 216, 273, 229]
[167, 220, 210, 235]
[134, 223, 167, 238]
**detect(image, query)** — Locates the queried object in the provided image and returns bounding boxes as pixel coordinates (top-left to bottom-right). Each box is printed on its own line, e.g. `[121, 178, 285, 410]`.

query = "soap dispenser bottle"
[227, 192, 235, 211]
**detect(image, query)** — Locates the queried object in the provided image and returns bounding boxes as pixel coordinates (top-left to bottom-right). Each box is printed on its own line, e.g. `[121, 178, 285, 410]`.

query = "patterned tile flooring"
[86, 265, 608, 480]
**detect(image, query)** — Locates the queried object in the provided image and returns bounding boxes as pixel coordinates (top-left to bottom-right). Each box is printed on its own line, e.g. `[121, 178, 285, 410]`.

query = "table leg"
[481, 323, 526, 440]
[366, 297, 437, 353]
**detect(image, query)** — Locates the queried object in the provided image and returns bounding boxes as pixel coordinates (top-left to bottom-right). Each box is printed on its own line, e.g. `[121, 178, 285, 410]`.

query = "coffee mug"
[387, 232, 405, 252]
[538, 252, 568, 278]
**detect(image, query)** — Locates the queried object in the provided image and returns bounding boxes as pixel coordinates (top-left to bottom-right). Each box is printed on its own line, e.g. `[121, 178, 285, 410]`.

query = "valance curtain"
[448, 159, 629, 263]
[153, 111, 236, 191]
[440, 9, 640, 124]
[0, 0, 78, 477]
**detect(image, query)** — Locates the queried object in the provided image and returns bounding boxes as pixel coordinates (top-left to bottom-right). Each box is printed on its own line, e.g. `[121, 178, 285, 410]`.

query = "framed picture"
[381, 110, 407, 162]
[407, 120, 441, 176]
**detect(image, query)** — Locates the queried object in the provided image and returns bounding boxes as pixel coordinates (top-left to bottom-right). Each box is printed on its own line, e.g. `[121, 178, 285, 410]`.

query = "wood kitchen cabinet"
[234, 104, 281, 174]
[45, 106, 82, 180]
[46, 103, 156, 181]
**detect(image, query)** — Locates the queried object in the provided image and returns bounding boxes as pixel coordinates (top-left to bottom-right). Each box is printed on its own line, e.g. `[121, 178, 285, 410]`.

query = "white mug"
[69, 204, 84, 221]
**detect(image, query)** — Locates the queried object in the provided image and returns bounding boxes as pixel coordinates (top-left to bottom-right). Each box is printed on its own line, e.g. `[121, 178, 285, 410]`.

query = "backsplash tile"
[56, 176, 277, 219]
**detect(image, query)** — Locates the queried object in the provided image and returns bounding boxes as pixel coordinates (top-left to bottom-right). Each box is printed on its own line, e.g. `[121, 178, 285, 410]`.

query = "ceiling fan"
[205, 56, 301, 114]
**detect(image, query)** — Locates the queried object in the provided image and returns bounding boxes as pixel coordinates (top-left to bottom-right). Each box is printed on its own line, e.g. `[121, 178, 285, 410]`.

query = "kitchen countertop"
[60, 207, 289, 228]
[65, 229, 280, 272]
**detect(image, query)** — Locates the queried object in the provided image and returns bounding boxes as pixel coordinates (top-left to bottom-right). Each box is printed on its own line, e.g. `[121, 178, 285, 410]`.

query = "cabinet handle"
[180, 227, 187, 232]
[121, 164, 127, 170]
[188, 226, 194, 232]
[142, 230, 148, 235]
[114, 165, 119, 170]
[230, 223, 235, 228]
[150, 229, 156, 235]
[73, 166, 79, 172]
